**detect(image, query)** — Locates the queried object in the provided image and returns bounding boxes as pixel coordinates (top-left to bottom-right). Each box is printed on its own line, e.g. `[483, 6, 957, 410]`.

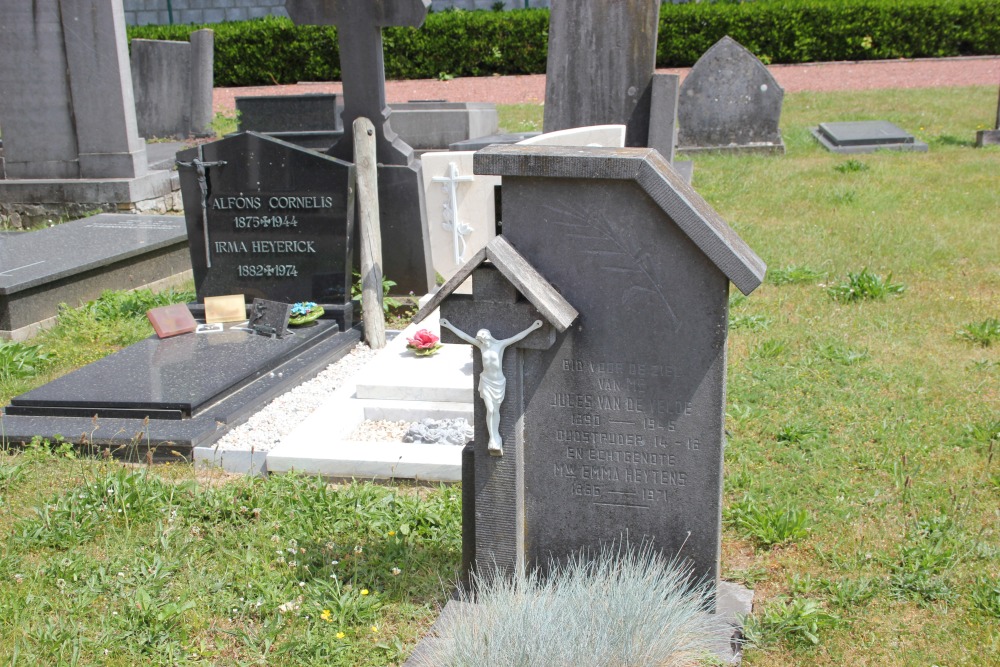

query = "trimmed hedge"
[127, 0, 999, 87]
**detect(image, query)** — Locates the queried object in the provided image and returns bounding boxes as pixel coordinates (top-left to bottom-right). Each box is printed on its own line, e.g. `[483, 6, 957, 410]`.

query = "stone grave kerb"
[427, 144, 764, 591]
[284, 0, 430, 167]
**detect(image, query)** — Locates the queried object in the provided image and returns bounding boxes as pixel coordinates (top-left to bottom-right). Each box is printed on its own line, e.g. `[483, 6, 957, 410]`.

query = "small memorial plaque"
[248, 299, 292, 339]
[204, 294, 247, 324]
[177, 132, 355, 310]
[147, 304, 197, 339]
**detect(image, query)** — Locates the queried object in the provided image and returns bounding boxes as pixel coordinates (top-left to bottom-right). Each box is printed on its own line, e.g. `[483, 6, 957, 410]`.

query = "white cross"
[432, 162, 476, 266]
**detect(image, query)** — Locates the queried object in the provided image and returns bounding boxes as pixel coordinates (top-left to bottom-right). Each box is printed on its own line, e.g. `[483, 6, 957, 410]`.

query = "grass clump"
[826, 268, 905, 302]
[743, 598, 839, 648]
[418, 546, 720, 667]
[0, 341, 51, 381]
[956, 317, 1000, 347]
[767, 265, 825, 285]
[725, 495, 810, 548]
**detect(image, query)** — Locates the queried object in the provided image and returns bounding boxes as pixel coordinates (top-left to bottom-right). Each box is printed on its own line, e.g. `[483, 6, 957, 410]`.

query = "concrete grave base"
[260, 306, 470, 481]
[402, 581, 754, 666]
[1, 214, 192, 341]
[975, 129, 1000, 147]
[0, 166, 181, 229]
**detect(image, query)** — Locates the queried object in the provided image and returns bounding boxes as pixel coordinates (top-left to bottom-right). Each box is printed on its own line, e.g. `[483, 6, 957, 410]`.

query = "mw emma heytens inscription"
[548, 357, 700, 508]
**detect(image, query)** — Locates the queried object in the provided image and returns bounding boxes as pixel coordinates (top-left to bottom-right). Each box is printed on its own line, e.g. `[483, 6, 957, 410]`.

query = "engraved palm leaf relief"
[541, 201, 681, 332]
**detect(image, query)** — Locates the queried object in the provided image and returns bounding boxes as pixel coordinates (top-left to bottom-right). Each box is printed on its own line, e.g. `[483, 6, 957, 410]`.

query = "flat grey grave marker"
[811, 120, 928, 153]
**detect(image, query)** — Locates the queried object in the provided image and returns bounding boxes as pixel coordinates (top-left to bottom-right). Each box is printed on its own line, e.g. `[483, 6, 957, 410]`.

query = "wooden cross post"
[285, 0, 430, 166]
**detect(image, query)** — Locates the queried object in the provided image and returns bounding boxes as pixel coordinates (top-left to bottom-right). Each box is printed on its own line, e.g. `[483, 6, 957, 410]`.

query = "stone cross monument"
[284, 0, 434, 295]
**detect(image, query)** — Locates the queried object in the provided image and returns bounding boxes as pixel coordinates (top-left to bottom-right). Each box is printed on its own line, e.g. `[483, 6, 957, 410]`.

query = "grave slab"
[1, 323, 360, 455]
[811, 120, 929, 153]
[448, 132, 541, 151]
[7, 320, 343, 420]
[0, 214, 191, 341]
[387, 102, 498, 150]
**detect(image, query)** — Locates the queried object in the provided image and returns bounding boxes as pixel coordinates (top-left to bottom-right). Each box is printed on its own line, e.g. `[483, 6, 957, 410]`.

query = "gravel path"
[214, 55, 1000, 114]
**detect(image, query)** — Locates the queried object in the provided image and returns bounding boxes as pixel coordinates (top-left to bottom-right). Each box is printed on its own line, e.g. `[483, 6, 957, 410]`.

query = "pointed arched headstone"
[677, 36, 785, 155]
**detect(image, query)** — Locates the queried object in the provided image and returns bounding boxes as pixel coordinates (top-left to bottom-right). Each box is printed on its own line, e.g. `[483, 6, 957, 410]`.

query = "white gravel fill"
[212, 342, 377, 453]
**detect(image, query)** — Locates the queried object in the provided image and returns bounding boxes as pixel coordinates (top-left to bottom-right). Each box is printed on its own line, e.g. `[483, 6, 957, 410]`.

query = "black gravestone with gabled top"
[285, 0, 434, 297]
[176, 132, 355, 331]
[417, 145, 765, 601]
[1, 136, 362, 456]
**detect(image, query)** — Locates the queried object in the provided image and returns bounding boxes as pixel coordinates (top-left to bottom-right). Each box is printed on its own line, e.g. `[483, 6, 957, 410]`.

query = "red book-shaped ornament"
[147, 303, 197, 338]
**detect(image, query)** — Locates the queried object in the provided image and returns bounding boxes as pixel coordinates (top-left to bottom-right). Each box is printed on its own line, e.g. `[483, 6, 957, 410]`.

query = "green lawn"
[0, 86, 998, 665]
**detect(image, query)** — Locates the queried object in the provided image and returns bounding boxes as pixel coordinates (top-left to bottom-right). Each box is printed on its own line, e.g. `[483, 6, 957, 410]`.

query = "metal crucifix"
[175, 148, 226, 268]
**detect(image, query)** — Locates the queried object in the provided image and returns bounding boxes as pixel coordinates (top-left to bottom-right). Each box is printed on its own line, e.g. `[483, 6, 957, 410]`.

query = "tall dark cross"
[285, 0, 430, 165]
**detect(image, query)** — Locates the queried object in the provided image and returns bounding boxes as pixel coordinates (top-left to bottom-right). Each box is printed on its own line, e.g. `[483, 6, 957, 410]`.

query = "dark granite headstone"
[448, 132, 541, 152]
[285, 0, 434, 295]
[236, 94, 343, 134]
[418, 145, 765, 592]
[677, 36, 785, 155]
[543, 0, 659, 148]
[176, 132, 355, 329]
[811, 120, 928, 154]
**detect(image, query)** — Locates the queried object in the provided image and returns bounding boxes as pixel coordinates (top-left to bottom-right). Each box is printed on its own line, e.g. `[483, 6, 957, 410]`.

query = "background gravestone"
[677, 36, 786, 155]
[432, 145, 765, 589]
[176, 132, 356, 330]
[131, 30, 215, 139]
[285, 0, 434, 296]
[0, 0, 147, 179]
[543, 0, 659, 148]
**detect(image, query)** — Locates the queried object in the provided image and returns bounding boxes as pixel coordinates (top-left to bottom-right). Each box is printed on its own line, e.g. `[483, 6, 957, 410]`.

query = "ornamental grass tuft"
[419, 545, 723, 667]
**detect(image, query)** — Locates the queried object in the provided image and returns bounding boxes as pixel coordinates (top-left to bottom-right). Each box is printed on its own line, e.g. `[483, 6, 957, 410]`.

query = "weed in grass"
[724, 495, 810, 548]
[730, 313, 771, 331]
[887, 518, 959, 605]
[970, 575, 1000, 618]
[742, 597, 839, 648]
[776, 422, 823, 444]
[830, 187, 858, 205]
[959, 419, 1000, 449]
[787, 573, 823, 596]
[827, 268, 905, 302]
[726, 564, 769, 588]
[0, 340, 51, 380]
[824, 576, 880, 608]
[751, 339, 786, 359]
[767, 265, 825, 285]
[420, 545, 721, 667]
[956, 318, 1000, 347]
[834, 158, 870, 173]
[815, 342, 870, 365]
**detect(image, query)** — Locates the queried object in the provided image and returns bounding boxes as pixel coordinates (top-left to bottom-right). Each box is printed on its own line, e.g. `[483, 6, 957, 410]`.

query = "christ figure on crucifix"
[439, 318, 543, 456]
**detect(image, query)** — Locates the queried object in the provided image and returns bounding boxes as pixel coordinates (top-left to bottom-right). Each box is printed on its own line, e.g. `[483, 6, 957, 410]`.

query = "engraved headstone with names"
[420, 145, 766, 592]
[177, 132, 356, 329]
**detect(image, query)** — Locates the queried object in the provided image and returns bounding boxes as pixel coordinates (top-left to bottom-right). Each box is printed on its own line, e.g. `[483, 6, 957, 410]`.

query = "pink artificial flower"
[407, 329, 440, 349]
